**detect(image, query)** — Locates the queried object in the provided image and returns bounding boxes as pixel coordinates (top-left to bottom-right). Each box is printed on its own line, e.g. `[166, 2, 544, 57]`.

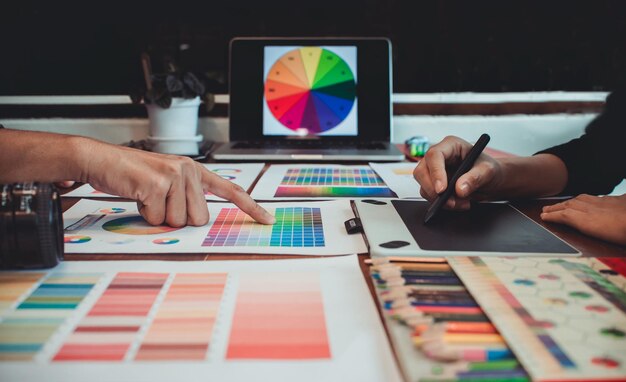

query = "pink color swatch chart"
[0, 256, 401, 382]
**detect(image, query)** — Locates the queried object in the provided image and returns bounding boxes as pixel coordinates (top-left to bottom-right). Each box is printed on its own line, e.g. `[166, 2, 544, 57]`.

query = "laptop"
[211, 37, 404, 161]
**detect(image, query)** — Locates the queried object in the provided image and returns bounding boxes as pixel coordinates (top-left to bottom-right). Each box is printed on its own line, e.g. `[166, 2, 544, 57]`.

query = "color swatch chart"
[251, 165, 397, 199]
[55, 272, 226, 361]
[370, 259, 529, 382]
[264, 47, 356, 134]
[227, 272, 330, 359]
[54, 272, 169, 361]
[282, 168, 386, 187]
[275, 167, 396, 196]
[202, 207, 324, 247]
[63, 199, 365, 255]
[448, 257, 626, 381]
[0, 272, 100, 361]
[0, 257, 402, 382]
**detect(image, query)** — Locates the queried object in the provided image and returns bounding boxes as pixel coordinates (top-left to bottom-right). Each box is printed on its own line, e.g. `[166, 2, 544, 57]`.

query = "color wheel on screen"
[265, 47, 356, 134]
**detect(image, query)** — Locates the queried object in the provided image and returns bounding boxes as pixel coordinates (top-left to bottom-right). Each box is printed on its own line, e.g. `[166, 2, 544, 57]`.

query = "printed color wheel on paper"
[265, 47, 356, 134]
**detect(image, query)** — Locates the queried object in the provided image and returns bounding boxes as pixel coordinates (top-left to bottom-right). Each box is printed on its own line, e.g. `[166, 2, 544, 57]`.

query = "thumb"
[455, 162, 492, 198]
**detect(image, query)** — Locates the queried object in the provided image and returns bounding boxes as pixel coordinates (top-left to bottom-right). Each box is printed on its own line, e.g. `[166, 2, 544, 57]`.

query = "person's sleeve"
[536, 91, 626, 196]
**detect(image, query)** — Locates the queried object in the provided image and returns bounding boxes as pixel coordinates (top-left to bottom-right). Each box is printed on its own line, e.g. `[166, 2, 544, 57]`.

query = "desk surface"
[60, 165, 626, 376]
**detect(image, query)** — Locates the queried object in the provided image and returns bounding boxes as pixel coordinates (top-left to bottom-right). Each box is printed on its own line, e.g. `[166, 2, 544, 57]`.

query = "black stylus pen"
[423, 133, 491, 224]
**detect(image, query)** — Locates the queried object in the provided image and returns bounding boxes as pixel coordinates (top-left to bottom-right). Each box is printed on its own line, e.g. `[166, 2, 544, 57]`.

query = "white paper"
[369, 162, 423, 199]
[0, 256, 402, 382]
[63, 163, 265, 201]
[250, 164, 398, 200]
[63, 199, 366, 255]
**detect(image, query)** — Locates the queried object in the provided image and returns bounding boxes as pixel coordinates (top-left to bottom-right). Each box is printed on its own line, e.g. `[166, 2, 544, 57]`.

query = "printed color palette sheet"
[62, 199, 366, 255]
[448, 257, 626, 381]
[63, 163, 265, 201]
[0, 256, 402, 382]
[369, 162, 424, 199]
[202, 207, 325, 247]
[250, 164, 397, 199]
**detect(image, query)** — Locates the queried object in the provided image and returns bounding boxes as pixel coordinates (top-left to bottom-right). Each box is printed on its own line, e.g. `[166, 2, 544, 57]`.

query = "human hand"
[541, 194, 626, 246]
[55, 181, 76, 188]
[81, 141, 275, 227]
[413, 136, 503, 210]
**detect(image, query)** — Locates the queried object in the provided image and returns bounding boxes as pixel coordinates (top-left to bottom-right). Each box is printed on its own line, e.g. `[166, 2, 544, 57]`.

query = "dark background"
[1, 0, 625, 95]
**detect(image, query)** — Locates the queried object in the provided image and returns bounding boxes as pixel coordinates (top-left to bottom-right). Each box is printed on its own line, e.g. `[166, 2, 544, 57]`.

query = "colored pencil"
[423, 343, 513, 362]
[413, 333, 505, 346]
[413, 322, 497, 334]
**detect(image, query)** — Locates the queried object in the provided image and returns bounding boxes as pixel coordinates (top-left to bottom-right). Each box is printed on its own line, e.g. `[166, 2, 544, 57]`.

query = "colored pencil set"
[370, 258, 530, 382]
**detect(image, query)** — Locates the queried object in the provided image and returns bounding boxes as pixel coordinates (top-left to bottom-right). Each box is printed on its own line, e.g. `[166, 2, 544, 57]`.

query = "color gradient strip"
[135, 273, 227, 360]
[275, 186, 396, 197]
[226, 272, 331, 359]
[280, 168, 387, 186]
[54, 272, 167, 361]
[0, 273, 100, 361]
[202, 207, 325, 247]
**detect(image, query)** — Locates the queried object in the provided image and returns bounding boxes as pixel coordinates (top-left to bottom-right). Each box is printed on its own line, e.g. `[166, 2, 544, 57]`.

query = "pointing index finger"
[203, 172, 275, 225]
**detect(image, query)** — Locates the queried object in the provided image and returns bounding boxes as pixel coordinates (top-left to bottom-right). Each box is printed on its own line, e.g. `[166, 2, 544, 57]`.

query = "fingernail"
[435, 180, 444, 193]
[459, 183, 469, 196]
[265, 212, 276, 224]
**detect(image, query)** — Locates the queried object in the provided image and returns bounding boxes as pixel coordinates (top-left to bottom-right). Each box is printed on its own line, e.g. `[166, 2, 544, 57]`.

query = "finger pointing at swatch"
[0, 129, 276, 227]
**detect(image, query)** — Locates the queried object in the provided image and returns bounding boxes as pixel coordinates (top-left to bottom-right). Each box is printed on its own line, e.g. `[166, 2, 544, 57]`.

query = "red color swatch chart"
[135, 273, 227, 360]
[0, 257, 404, 382]
[226, 272, 331, 359]
[54, 272, 168, 361]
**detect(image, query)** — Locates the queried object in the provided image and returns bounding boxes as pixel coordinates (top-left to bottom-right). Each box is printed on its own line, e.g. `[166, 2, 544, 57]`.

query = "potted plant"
[131, 53, 215, 155]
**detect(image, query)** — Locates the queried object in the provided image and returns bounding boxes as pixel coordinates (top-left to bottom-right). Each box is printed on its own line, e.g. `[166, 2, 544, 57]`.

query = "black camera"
[0, 183, 64, 269]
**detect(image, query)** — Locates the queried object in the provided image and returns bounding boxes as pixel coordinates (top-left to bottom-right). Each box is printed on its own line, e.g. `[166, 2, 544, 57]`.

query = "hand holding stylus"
[414, 135, 503, 212]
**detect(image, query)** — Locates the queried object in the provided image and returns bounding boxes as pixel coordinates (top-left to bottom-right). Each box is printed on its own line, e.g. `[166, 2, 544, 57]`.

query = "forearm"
[494, 154, 568, 198]
[0, 129, 94, 183]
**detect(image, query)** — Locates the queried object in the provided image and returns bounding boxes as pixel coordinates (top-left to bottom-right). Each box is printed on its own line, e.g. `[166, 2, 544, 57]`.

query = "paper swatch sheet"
[63, 199, 366, 255]
[369, 162, 423, 199]
[63, 163, 265, 201]
[250, 164, 398, 200]
[448, 257, 626, 381]
[0, 256, 402, 382]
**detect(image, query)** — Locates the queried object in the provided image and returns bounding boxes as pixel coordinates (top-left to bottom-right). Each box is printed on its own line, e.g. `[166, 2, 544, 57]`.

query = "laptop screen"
[263, 46, 358, 137]
[230, 38, 391, 142]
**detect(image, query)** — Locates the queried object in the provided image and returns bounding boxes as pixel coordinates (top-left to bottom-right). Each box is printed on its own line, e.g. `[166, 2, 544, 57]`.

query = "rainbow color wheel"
[265, 47, 356, 133]
[102, 216, 181, 235]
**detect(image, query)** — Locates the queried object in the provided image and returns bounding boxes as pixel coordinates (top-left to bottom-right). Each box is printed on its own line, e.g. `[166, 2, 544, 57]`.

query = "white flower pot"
[145, 96, 201, 155]
[147, 134, 203, 156]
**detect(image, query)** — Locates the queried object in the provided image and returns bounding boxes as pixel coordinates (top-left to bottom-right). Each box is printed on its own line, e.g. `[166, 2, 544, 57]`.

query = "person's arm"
[0, 129, 88, 184]
[536, 91, 626, 196]
[0, 129, 275, 227]
[491, 154, 568, 198]
[413, 136, 568, 209]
